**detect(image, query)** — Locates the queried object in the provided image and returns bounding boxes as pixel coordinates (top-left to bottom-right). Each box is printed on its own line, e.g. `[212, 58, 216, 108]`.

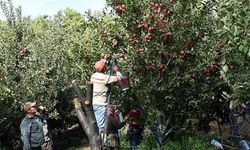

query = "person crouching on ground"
[104, 105, 129, 150]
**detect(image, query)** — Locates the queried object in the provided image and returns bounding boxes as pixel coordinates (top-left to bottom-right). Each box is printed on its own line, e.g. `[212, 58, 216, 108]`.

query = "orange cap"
[95, 59, 106, 71]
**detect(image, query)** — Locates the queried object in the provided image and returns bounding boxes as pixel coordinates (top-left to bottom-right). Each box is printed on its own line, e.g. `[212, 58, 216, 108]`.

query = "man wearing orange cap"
[90, 59, 122, 134]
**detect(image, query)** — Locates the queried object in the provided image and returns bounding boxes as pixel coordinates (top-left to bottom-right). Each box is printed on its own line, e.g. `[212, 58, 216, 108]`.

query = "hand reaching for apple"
[113, 66, 120, 72]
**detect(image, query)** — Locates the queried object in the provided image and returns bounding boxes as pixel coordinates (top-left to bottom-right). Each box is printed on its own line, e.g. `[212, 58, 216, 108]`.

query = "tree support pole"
[72, 80, 101, 150]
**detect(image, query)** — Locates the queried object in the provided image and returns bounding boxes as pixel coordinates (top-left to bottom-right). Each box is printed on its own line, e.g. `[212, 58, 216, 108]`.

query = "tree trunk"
[72, 80, 101, 150]
[85, 81, 101, 149]
[72, 98, 90, 135]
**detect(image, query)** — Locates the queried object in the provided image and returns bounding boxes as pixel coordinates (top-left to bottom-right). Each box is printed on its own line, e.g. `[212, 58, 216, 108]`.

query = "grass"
[66, 145, 90, 150]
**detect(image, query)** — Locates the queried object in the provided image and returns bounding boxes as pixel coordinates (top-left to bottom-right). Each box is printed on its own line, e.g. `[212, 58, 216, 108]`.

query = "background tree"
[106, 0, 250, 147]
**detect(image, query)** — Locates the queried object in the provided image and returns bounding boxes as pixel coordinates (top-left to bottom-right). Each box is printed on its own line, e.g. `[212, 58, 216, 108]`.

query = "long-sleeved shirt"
[20, 115, 44, 150]
[105, 115, 125, 134]
[90, 71, 122, 106]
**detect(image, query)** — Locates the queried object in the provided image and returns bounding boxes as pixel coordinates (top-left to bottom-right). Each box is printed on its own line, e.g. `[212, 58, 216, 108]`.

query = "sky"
[0, 0, 106, 20]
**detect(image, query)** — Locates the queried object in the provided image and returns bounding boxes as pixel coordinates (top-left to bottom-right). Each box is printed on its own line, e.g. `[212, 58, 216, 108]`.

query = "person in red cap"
[90, 59, 123, 134]
[125, 106, 145, 150]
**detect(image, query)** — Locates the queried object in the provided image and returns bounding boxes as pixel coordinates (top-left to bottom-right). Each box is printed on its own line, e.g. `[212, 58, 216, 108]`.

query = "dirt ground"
[52, 124, 89, 150]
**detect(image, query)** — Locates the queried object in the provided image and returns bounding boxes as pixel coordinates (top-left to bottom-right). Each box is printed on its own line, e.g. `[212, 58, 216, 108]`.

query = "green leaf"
[239, 45, 245, 52]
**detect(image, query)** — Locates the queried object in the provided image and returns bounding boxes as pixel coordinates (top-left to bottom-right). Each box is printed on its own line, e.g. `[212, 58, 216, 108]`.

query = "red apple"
[168, 0, 174, 3]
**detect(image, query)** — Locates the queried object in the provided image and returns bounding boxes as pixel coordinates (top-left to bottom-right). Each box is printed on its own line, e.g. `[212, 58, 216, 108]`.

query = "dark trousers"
[31, 147, 41, 150]
[126, 126, 143, 150]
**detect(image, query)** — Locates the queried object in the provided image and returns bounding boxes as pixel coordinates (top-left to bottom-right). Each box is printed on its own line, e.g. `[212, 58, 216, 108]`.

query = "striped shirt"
[90, 71, 122, 105]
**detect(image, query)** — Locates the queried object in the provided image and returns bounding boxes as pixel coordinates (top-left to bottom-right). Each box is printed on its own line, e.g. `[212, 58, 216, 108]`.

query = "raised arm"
[105, 66, 123, 84]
